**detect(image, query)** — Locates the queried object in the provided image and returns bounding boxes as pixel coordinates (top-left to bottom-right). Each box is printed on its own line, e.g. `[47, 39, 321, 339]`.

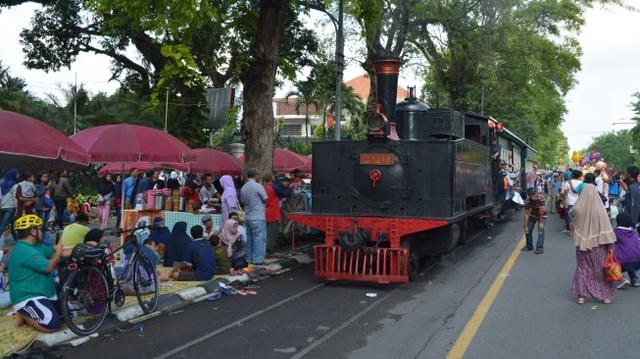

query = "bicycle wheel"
[133, 255, 159, 314]
[60, 265, 110, 336]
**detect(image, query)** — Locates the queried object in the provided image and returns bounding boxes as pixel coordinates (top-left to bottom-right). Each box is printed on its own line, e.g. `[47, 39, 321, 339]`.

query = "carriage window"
[465, 125, 482, 144]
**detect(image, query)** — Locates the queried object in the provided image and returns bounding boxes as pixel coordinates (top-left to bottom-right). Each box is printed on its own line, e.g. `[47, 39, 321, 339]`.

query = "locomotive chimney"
[373, 58, 402, 139]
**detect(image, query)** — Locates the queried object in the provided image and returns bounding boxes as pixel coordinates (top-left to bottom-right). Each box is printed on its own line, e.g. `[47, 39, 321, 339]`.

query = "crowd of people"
[516, 164, 640, 305]
[0, 166, 307, 333]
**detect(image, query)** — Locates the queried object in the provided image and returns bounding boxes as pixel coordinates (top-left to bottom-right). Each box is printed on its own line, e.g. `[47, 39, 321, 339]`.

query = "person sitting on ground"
[228, 211, 247, 239]
[209, 234, 231, 275]
[8, 214, 63, 332]
[149, 217, 171, 258]
[163, 221, 191, 267]
[614, 213, 640, 289]
[141, 237, 160, 268]
[219, 219, 248, 275]
[201, 214, 218, 240]
[60, 213, 91, 257]
[122, 237, 164, 294]
[79, 196, 97, 220]
[162, 225, 216, 281]
[523, 187, 547, 254]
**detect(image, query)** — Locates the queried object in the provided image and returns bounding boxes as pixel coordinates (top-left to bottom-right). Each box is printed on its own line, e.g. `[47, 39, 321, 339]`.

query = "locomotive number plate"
[360, 153, 395, 166]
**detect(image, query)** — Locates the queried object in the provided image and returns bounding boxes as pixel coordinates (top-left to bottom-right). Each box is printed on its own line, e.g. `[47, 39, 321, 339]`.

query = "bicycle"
[59, 224, 159, 336]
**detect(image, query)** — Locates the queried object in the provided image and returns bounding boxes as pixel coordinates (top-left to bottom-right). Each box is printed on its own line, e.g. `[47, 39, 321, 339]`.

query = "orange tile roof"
[274, 98, 320, 116]
[345, 75, 409, 100]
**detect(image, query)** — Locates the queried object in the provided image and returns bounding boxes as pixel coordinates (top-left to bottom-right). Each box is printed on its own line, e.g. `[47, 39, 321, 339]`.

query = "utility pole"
[480, 82, 485, 116]
[334, 0, 344, 141]
[73, 73, 77, 134]
[164, 88, 169, 133]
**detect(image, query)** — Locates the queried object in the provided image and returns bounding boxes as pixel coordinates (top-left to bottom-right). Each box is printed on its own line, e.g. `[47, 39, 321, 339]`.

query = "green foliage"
[631, 92, 640, 144]
[209, 105, 241, 148]
[409, 0, 619, 169]
[587, 130, 639, 171]
[313, 123, 363, 140]
[9, 0, 319, 145]
[280, 138, 313, 156]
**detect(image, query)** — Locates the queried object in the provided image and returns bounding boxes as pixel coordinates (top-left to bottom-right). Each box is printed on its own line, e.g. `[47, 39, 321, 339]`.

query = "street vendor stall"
[164, 211, 223, 232]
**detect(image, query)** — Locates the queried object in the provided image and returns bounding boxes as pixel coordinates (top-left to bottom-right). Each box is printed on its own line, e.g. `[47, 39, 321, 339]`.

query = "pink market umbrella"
[185, 148, 243, 175]
[71, 124, 194, 229]
[97, 161, 188, 176]
[70, 124, 194, 163]
[240, 148, 309, 173]
[0, 110, 90, 170]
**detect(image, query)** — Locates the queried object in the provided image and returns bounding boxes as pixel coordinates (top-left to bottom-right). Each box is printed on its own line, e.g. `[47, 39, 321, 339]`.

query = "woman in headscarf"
[163, 221, 191, 267]
[571, 185, 617, 304]
[97, 174, 114, 230]
[0, 169, 18, 238]
[167, 171, 181, 190]
[219, 219, 247, 274]
[220, 175, 238, 223]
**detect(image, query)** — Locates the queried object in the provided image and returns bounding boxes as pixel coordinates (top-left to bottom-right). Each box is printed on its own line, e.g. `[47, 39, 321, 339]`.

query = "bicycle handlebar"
[107, 223, 157, 237]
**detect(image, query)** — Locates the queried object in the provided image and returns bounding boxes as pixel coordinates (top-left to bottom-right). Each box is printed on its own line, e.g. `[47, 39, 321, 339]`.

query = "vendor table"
[164, 211, 222, 233]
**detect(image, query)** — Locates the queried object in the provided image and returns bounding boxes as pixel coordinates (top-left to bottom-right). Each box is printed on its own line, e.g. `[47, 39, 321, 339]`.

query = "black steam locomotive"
[289, 58, 533, 284]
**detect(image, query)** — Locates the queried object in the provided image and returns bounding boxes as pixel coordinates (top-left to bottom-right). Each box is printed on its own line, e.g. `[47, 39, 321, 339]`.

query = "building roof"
[274, 98, 320, 117]
[345, 75, 409, 101]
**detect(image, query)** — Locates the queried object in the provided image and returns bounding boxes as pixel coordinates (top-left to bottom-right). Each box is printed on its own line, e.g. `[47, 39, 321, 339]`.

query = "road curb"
[33, 249, 314, 349]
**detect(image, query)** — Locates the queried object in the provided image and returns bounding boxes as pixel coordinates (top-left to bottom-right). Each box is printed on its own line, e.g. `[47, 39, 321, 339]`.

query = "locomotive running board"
[314, 245, 409, 284]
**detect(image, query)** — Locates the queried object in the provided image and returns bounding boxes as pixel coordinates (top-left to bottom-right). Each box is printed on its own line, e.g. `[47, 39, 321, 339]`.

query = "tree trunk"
[240, 0, 289, 175]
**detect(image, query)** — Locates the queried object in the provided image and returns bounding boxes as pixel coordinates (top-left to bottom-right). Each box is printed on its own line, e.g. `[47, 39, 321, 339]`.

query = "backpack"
[71, 243, 106, 265]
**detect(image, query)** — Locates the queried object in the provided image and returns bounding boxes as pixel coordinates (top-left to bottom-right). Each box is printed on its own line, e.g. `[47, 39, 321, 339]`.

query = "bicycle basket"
[71, 243, 106, 265]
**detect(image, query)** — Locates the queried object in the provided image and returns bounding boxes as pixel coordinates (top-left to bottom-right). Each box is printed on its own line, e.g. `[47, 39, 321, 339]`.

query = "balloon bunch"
[571, 149, 606, 169]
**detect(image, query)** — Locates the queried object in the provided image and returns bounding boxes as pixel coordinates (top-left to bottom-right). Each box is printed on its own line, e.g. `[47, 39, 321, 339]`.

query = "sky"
[0, 3, 638, 152]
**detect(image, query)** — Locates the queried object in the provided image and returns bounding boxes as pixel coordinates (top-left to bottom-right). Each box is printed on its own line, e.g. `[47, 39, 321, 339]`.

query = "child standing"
[523, 187, 548, 254]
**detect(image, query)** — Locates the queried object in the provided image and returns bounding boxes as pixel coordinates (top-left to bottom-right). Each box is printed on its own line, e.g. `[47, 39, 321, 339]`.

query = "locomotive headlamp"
[366, 111, 387, 133]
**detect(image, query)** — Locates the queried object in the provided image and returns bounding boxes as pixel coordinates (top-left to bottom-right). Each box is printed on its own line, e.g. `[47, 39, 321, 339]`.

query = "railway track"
[153, 229, 492, 359]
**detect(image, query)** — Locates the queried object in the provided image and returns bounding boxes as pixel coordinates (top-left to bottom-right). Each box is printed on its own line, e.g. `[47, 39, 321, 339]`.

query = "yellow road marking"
[446, 236, 525, 359]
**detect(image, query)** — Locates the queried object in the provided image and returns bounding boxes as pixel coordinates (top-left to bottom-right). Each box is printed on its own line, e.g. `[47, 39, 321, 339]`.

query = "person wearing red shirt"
[262, 172, 282, 253]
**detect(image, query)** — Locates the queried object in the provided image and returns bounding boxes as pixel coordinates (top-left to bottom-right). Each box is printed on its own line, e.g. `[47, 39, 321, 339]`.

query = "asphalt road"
[62, 215, 525, 359]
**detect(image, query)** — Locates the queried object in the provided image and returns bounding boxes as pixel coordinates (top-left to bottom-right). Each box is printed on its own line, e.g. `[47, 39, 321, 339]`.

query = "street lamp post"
[302, 0, 344, 141]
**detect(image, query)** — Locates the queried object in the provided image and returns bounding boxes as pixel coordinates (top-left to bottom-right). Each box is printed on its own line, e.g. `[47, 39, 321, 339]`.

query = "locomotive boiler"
[289, 58, 508, 284]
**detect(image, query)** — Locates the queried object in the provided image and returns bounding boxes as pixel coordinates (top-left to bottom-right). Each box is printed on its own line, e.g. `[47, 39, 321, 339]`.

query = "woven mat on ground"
[0, 280, 203, 357]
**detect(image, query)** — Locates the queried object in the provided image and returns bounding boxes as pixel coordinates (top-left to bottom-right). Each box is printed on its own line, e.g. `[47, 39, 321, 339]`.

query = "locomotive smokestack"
[373, 58, 402, 123]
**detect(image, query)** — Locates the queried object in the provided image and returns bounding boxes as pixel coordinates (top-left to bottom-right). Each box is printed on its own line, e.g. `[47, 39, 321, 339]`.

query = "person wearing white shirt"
[563, 170, 583, 236]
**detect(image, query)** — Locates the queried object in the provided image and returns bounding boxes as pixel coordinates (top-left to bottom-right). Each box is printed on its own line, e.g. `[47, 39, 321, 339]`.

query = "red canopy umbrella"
[70, 124, 194, 163]
[240, 148, 309, 173]
[71, 124, 194, 226]
[97, 161, 188, 176]
[185, 148, 243, 175]
[0, 110, 90, 169]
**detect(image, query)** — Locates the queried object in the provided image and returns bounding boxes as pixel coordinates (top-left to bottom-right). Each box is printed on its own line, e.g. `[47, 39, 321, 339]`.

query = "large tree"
[347, 0, 416, 104]
[2, 0, 318, 161]
[588, 130, 639, 171]
[408, 0, 622, 168]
